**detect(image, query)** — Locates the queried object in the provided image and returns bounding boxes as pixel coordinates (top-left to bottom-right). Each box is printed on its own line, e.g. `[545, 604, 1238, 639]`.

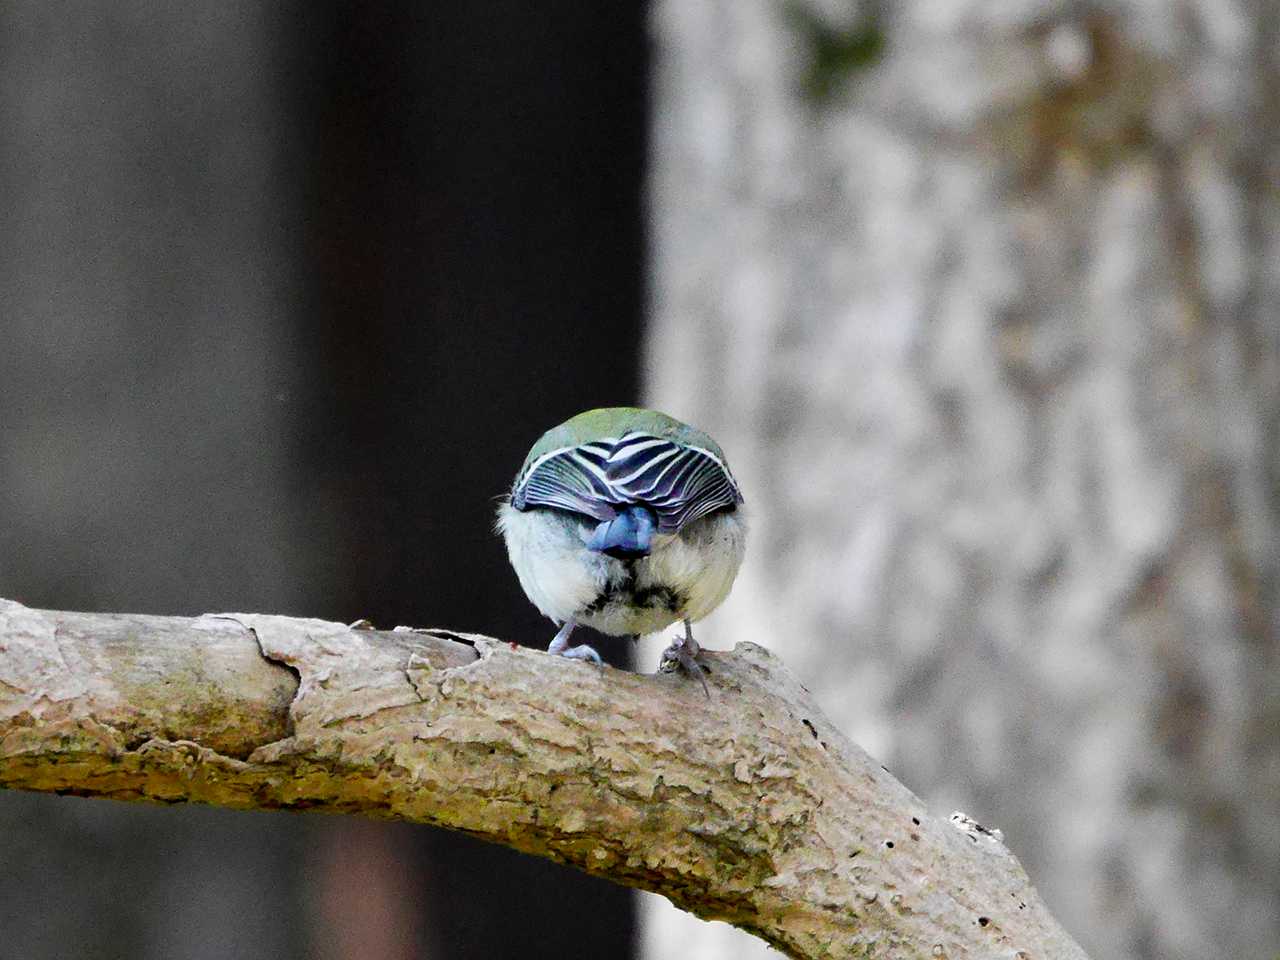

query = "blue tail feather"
[588, 505, 656, 559]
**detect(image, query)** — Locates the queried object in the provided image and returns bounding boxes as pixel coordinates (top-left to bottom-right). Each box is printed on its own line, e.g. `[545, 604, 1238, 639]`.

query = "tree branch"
[0, 598, 1088, 959]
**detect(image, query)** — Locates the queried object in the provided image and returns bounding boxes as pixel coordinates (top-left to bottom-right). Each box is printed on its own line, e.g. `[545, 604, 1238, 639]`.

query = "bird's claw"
[559, 644, 603, 666]
[659, 635, 710, 698]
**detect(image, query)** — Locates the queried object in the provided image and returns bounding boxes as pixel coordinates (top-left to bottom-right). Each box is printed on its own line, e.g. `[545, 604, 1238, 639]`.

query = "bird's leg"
[547, 621, 602, 665]
[682, 619, 700, 659]
[547, 621, 575, 655]
[659, 619, 710, 697]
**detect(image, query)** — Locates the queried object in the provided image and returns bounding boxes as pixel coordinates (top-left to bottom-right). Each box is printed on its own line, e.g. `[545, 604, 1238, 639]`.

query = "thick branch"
[0, 598, 1088, 959]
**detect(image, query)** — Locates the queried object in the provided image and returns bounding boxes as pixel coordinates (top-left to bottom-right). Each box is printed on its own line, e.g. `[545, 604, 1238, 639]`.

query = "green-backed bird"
[497, 407, 746, 691]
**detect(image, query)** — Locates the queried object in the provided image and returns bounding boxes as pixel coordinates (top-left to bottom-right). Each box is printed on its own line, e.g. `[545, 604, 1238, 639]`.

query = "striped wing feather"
[513, 432, 741, 533]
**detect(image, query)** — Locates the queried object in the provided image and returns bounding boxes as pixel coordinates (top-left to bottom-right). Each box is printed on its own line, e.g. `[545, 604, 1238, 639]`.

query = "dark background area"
[1, 3, 648, 958]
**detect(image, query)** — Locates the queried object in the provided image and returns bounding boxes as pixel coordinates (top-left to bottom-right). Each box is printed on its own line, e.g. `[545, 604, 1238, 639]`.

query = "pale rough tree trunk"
[643, 2, 1280, 959]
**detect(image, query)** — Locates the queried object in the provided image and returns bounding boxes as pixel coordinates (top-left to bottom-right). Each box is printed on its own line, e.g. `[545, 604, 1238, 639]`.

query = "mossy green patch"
[785, 2, 887, 103]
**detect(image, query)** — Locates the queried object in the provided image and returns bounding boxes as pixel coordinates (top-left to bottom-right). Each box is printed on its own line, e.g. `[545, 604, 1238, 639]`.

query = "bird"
[496, 407, 746, 692]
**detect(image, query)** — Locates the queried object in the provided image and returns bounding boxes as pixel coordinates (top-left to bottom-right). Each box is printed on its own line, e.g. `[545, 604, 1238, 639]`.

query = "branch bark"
[0, 598, 1088, 959]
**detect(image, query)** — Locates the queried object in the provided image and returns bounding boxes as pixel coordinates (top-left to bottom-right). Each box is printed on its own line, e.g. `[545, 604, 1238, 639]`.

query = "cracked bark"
[0, 599, 1089, 960]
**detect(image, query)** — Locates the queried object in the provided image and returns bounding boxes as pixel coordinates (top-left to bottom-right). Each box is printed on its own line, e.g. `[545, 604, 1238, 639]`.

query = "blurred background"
[0, 2, 1276, 960]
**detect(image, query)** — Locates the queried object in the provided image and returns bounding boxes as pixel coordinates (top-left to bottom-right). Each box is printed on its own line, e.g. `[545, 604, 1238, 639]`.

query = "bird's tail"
[587, 505, 656, 559]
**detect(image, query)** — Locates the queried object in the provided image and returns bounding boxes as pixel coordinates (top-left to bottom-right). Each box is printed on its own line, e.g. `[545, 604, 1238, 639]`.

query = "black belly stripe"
[584, 583, 684, 615]
[580, 558, 686, 616]
[632, 585, 682, 612]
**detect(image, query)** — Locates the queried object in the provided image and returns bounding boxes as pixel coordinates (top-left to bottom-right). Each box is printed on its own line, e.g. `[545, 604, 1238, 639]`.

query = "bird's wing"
[512, 431, 742, 533]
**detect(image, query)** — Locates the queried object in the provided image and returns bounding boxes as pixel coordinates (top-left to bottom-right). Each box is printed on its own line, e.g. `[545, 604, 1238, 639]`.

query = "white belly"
[497, 502, 746, 636]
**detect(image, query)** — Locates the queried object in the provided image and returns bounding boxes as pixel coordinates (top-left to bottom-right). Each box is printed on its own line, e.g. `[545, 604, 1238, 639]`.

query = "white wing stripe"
[610, 445, 680, 485]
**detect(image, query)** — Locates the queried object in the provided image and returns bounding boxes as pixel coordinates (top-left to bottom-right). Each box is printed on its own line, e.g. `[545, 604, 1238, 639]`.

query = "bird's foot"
[558, 643, 603, 665]
[659, 631, 710, 698]
[547, 622, 602, 665]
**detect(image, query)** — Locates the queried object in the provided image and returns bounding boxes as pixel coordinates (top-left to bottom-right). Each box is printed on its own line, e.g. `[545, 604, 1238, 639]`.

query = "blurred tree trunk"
[642, 3, 1279, 960]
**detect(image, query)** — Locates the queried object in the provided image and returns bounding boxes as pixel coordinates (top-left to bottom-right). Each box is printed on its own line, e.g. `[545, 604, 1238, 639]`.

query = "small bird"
[497, 407, 746, 690]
